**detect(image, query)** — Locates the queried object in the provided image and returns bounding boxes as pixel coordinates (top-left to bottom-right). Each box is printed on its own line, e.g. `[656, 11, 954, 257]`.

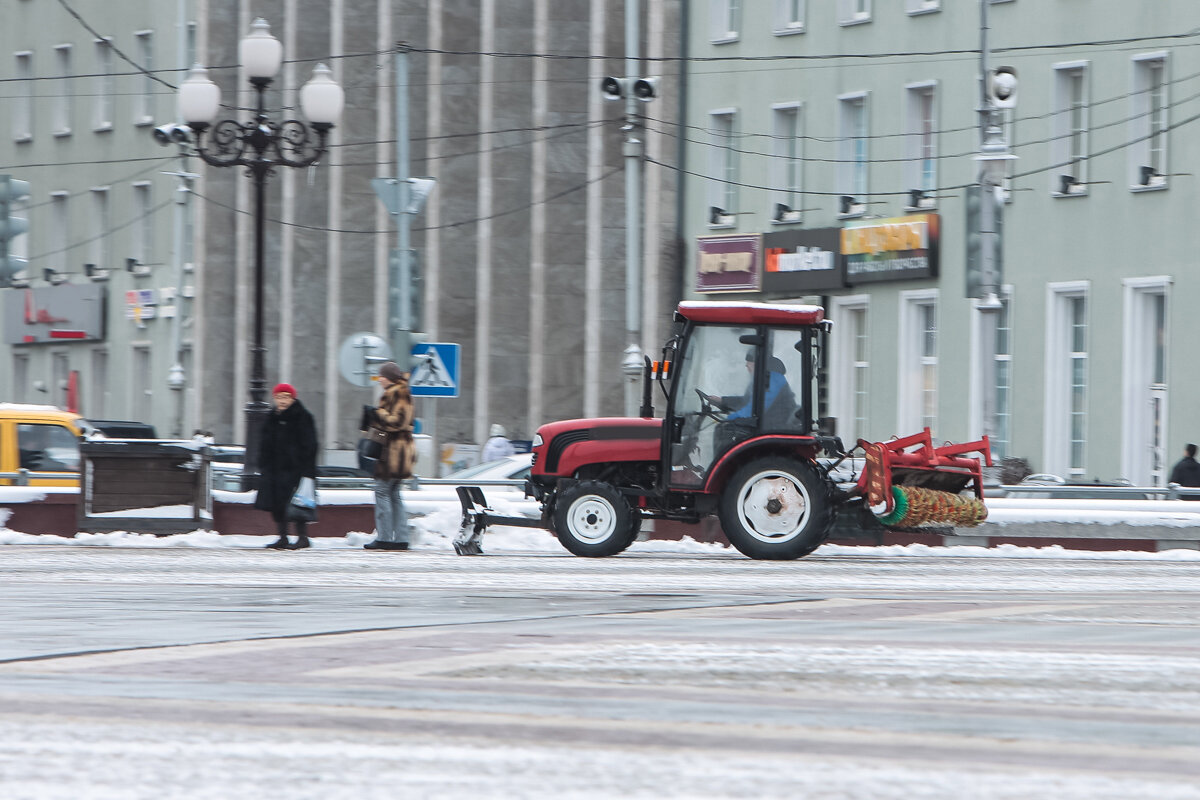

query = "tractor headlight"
[532, 433, 543, 448]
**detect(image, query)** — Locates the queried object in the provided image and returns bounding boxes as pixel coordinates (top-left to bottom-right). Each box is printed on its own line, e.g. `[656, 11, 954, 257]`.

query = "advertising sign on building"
[843, 213, 940, 284]
[2, 284, 106, 344]
[695, 234, 761, 292]
[761, 227, 844, 294]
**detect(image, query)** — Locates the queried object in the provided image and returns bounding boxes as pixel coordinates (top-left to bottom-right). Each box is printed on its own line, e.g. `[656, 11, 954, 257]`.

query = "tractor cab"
[661, 301, 829, 490]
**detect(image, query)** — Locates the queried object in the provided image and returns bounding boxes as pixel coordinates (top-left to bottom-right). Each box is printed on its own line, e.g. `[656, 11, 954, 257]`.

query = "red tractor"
[457, 301, 991, 560]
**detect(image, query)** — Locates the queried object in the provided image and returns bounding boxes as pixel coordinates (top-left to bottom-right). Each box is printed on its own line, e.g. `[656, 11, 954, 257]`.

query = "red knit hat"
[272, 383, 297, 397]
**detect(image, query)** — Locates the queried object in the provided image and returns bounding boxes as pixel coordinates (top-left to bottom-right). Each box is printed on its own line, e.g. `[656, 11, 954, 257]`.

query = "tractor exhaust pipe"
[639, 355, 654, 418]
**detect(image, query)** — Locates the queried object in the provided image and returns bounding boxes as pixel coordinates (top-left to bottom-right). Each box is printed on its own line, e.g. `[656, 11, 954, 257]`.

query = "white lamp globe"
[178, 65, 221, 124]
[299, 64, 344, 124]
[240, 18, 283, 80]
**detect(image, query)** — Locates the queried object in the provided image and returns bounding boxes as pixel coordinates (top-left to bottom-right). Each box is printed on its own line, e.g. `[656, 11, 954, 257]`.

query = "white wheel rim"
[567, 494, 618, 544]
[735, 470, 810, 543]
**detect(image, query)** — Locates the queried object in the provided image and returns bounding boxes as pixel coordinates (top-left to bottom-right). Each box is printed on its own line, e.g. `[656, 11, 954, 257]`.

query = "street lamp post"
[177, 18, 343, 488]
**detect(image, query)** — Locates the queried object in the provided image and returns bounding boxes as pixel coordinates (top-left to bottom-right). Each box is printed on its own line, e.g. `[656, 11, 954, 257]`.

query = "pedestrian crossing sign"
[409, 342, 460, 397]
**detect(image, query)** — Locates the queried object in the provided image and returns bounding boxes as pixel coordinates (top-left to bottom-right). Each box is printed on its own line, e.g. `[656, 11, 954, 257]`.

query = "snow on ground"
[3, 717, 1198, 800]
[3, 501, 1200, 560]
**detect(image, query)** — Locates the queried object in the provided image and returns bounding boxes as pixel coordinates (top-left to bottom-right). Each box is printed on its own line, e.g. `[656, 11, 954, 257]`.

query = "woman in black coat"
[254, 382, 319, 549]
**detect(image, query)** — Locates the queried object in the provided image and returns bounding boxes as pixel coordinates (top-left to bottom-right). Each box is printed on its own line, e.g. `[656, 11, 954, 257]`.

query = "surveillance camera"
[153, 123, 192, 145]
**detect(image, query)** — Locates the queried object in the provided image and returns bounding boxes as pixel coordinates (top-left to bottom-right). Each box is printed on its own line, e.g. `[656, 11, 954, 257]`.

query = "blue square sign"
[409, 342, 460, 397]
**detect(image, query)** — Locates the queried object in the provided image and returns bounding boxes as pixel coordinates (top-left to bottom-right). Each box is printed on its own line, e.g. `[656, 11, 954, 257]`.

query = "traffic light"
[0, 174, 31, 288]
[600, 76, 659, 102]
[632, 77, 658, 102]
[987, 66, 1018, 109]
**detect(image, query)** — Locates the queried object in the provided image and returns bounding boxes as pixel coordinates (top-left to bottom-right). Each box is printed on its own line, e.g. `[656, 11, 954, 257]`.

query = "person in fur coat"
[363, 361, 416, 550]
[254, 383, 319, 550]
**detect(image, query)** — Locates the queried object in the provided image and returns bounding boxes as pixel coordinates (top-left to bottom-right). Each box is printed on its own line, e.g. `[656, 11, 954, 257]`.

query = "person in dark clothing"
[1169, 443, 1200, 500]
[705, 351, 797, 452]
[254, 382, 319, 549]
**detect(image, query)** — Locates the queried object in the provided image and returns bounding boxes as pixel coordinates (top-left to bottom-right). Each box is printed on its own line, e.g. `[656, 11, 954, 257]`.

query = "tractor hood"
[533, 417, 662, 478]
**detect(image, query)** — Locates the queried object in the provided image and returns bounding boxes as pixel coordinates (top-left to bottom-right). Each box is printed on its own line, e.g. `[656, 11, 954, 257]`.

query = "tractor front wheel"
[718, 456, 834, 560]
[553, 480, 638, 557]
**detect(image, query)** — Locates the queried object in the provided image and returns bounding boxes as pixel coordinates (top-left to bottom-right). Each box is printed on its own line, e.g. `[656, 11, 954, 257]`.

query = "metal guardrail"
[997, 483, 1200, 500]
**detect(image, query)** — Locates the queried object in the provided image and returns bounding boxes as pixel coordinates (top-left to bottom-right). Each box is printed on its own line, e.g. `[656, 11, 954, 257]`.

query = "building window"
[1121, 277, 1171, 485]
[773, 0, 805, 33]
[831, 296, 870, 444]
[90, 187, 110, 270]
[51, 192, 69, 265]
[1052, 62, 1089, 196]
[1045, 282, 1088, 478]
[992, 296, 1012, 460]
[905, 0, 940, 14]
[54, 44, 72, 136]
[134, 31, 154, 125]
[708, 109, 738, 227]
[14, 52, 34, 141]
[838, 0, 872, 25]
[899, 290, 938, 436]
[90, 349, 108, 418]
[905, 83, 937, 207]
[710, 0, 740, 43]
[837, 93, 868, 215]
[13, 354, 30, 404]
[93, 38, 114, 131]
[770, 103, 803, 223]
[1131, 53, 1168, 189]
[132, 182, 153, 264]
[133, 346, 152, 422]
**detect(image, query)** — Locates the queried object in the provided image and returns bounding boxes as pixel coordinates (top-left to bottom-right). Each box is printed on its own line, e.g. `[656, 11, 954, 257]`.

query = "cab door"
[15, 421, 81, 486]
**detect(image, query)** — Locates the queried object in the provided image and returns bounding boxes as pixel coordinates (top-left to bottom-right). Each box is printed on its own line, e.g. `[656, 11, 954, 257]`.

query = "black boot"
[266, 536, 290, 550]
[288, 537, 311, 550]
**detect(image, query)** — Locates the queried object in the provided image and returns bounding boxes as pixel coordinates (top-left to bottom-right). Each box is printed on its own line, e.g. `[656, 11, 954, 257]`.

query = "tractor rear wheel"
[718, 456, 834, 560]
[553, 480, 638, 557]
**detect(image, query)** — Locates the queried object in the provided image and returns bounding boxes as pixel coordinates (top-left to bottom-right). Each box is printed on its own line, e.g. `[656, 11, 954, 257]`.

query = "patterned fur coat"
[370, 378, 416, 480]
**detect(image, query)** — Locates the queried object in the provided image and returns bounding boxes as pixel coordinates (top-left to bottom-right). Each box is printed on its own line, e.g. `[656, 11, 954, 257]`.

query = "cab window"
[17, 423, 81, 473]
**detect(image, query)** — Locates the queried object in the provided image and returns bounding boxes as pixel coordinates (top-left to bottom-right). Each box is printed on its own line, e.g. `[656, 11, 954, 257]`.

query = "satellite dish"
[338, 332, 392, 387]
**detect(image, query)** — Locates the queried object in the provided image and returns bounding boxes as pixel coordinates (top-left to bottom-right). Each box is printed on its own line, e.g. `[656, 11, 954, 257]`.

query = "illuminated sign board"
[842, 213, 940, 284]
[761, 228, 844, 293]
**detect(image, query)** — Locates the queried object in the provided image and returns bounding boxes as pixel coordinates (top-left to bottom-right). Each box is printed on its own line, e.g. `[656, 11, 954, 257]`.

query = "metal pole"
[976, 0, 1005, 445]
[622, 0, 643, 416]
[393, 43, 412, 363]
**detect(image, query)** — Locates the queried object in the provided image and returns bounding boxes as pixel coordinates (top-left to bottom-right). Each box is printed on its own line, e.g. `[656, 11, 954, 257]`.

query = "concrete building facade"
[683, 0, 1200, 486]
[2, 0, 682, 467]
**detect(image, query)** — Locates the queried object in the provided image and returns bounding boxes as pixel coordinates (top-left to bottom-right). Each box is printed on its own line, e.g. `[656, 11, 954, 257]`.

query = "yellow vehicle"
[0, 404, 84, 487]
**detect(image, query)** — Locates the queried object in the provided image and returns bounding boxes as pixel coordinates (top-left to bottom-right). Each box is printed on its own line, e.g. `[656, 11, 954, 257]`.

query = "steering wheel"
[695, 388, 727, 422]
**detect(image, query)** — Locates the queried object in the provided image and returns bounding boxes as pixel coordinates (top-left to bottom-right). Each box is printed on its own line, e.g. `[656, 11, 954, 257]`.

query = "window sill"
[12, 133, 33, 144]
[93, 122, 113, 133]
[710, 34, 740, 45]
[133, 117, 155, 127]
[53, 128, 72, 138]
[772, 26, 805, 36]
[839, 16, 872, 27]
[1131, 182, 1167, 193]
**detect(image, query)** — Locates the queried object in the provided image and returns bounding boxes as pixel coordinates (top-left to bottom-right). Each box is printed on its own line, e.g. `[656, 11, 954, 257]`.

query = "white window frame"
[1052, 61, 1089, 196]
[13, 51, 34, 142]
[773, 0, 805, 34]
[770, 102, 803, 223]
[838, 0, 872, 26]
[707, 108, 738, 227]
[905, 81, 938, 208]
[54, 44, 72, 136]
[905, 0, 940, 14]
[134, 31, 154, 125]
[837, 92, 868, 217]
[1130, 52, 1168, 190]
[968, 287, 1013, 458]
[897, 289, 938, 436]
[829, 295, 870, 444]
[93, 38, 114, 131]
[710, 0, 740, 43]
[1044, 281, 1089, 478]
[1121, 276, 1172, 485]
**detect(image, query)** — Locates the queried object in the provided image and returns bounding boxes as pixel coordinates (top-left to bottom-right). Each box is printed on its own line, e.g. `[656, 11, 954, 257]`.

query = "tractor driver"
[704, 349, 796, 450]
